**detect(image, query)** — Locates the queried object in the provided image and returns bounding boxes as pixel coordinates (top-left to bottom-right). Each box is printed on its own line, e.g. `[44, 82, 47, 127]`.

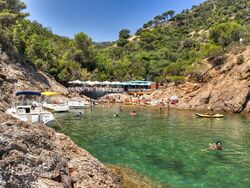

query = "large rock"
[0, 112, 122, 188]
[150, 47, 250, 113]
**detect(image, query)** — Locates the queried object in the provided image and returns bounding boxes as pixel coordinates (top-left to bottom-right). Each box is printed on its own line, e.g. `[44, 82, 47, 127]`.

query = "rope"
[53, 117, 66, 132]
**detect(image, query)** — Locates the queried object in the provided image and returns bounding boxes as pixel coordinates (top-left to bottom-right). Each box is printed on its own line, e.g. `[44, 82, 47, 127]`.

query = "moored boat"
[68, 100, 85, 109]
[42, 92, 69, 112]
[196, 113, 224, 118]
[6, 91, 55, 125]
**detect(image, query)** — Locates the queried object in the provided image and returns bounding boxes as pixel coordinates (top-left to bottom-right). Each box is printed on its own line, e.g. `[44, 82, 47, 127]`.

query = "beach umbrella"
[92, 81, 100, 85]
[86, 81, 95, 86]
[112, 81, 122, 85]
[170, 95, 178, 100]
[102, 81, 111, 85]
[72, 80, 82, 84]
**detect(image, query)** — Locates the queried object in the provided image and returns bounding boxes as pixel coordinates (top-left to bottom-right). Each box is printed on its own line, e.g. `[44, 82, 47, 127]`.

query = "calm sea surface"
[52, 105, 250, 188]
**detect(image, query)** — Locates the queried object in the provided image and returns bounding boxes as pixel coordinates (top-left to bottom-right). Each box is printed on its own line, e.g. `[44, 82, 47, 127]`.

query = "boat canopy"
[41, 92, 61, 96]
[16, 91, 41, 96]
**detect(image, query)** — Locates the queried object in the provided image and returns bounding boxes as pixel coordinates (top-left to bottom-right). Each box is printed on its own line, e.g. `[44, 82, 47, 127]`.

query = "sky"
[22, 0, 205, 42]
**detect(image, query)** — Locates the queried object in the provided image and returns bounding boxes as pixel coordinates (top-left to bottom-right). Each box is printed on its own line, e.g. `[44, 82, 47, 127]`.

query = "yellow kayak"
[196, 113, 224, 118]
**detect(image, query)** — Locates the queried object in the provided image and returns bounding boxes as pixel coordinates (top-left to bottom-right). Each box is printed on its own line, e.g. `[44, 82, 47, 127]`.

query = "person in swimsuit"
[130, 110, 136, 116]
[209, 141, 224, 150]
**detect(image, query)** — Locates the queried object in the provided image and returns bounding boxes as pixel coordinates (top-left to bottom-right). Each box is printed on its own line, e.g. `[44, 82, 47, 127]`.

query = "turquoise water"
[53, 105, 250, 188]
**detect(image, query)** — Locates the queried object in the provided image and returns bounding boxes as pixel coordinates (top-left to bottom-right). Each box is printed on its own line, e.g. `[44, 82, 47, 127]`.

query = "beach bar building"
[68, 80, 159, 99]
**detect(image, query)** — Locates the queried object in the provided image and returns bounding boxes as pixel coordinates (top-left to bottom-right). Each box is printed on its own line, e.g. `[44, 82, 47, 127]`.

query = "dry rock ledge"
[150, 47, 250, 113]
[0, 112, 122, 188]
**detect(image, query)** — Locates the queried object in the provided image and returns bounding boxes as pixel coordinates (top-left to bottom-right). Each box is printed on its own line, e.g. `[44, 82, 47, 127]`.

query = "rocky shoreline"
[0, 112, 123, 188]
[99, 48, 250, 113]
[150, 48, 250, 113]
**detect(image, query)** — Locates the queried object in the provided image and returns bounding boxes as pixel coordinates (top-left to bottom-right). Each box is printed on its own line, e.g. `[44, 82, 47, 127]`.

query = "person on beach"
[209, 141, 224, 150]
[166, 98, 170, 109]
[130, 110, 136, 116]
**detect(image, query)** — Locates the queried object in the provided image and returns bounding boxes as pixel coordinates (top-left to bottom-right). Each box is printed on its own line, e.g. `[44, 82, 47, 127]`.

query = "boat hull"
[6, 108, 55, 125]
[196, 113, 224, 118]
[68, 101, 85, 109]
[43, 103, 69, 113]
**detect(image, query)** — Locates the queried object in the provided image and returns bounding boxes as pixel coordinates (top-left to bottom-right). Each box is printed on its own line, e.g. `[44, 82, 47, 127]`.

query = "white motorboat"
[42, 103, 69, 112]
[68, 100, 85, 109]
[6, 91, 55, 125]
[41, 92, 69, 113]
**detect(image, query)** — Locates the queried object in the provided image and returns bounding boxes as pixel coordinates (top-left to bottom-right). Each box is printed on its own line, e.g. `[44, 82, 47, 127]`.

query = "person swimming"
[130, 110, 136, 116]
[74, 112, 83, 120]
[76, 112, 83, 116]
[209, 141, 224, 150]
[114, 113, 119, 117]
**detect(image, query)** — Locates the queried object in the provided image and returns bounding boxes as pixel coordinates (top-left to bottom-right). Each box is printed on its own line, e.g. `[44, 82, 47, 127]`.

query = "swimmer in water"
[130, 110, 136, 116]
[75, 112, 83, 120]
[209, 141, 224, 150]
[114, 113, 119, 117]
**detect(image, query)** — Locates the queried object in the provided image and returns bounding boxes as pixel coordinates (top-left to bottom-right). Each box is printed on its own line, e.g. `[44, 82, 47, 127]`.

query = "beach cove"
[52, 105, 250, 188]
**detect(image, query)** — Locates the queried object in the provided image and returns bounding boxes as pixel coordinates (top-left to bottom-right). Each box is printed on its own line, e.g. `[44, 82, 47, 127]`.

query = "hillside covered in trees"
[0, 0, 250, 84]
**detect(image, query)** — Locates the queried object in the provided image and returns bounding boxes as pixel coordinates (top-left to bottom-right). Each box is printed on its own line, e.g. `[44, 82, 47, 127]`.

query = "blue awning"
[16, 91, 41, 96]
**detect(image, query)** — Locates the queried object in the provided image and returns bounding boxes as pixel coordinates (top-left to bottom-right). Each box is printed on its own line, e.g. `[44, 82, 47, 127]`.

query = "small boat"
[196, 113, 224, 118]
[6, 91, 55, 125]
[42, 103, 69, 112]
[42, 92, 69, 113]
[125, 102, 133, 105]
[68, 100, 85, 109]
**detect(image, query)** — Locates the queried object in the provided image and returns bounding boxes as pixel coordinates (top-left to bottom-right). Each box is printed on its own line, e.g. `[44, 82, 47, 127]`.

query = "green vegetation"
[0, 0, 249, 84]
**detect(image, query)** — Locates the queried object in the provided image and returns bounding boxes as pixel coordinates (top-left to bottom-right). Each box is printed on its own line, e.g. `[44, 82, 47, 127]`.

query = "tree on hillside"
[163, 12, 169, 20]
[73, 32, 96, 72]
[143, 23, 150, 29]
[163, 10, 175, 20]
[154, 15, 165, 25]
[168, 10, 175, 19]
[117, 29, 130, 47]
[136, 28, 143, 35]
[25, 34, 55, 70]
[147, 20, 153, 26]
[119, 29, 130, 39]
[209, 22, 243, 47]
[74, 32, 92, 52]
[0, 0, 28, 56]
[174, 14, 186, 26]
[0, 0, 28, 26]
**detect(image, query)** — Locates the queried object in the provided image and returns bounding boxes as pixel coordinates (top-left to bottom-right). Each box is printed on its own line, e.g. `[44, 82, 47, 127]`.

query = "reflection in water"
[52, 105, 250, 188]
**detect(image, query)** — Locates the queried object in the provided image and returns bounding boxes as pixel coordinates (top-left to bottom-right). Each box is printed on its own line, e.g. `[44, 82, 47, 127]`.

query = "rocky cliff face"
[0, 112, 122, 188]
[151, 47, 250, 113]
[0, 53, 68, 111]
